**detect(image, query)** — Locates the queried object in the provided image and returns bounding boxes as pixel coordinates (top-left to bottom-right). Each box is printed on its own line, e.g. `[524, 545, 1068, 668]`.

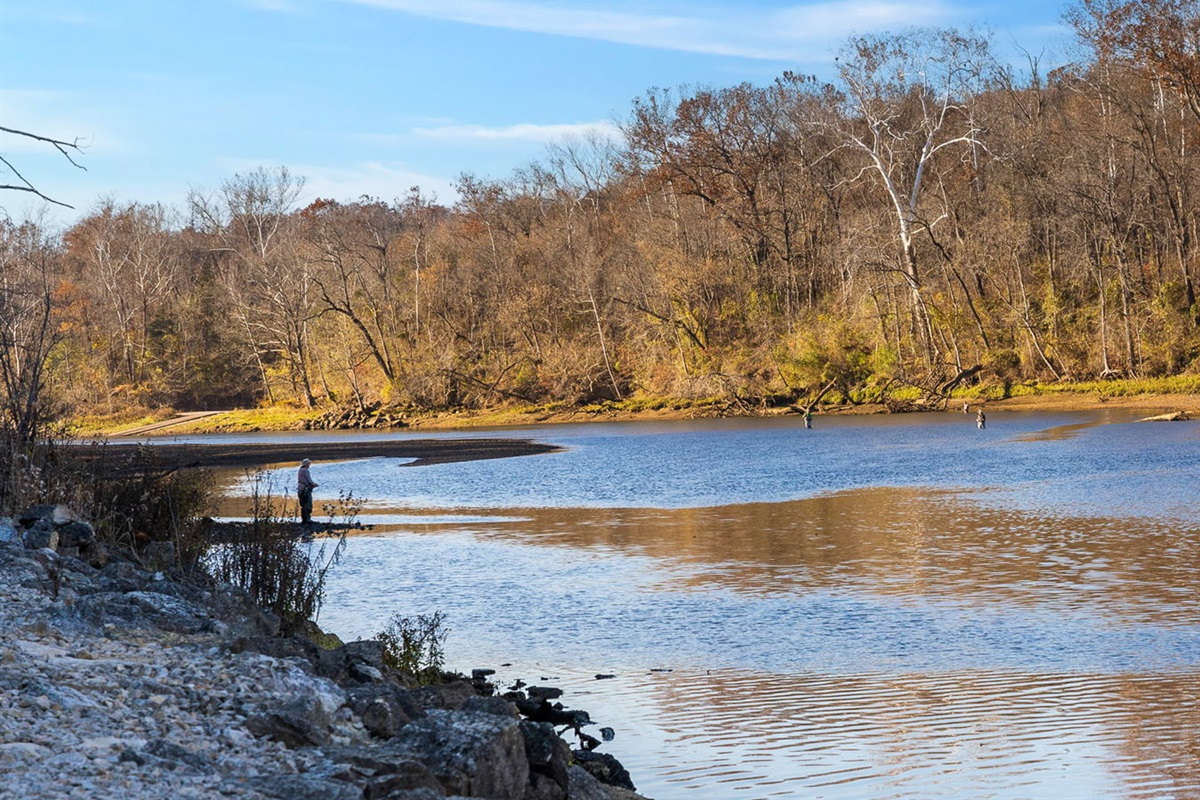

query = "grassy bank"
[72, 377, 1200, 437]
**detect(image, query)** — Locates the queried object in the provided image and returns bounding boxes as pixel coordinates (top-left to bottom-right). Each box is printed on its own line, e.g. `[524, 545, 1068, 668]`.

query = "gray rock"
[361, 760, 447, 798]
[80, 540, 110, 569]
[348, 684, 423, 739]
[0, 742, 54, 766]
[55, 520, 95, 548]
[413, 680, 475, 711]
[391, 709, 529, 799]
[22, 519, 58, 550]
[461, 696, 519, 719]
[571, 751, 636, 792]
[246, 695, 334, 747]
[371, 790, 447, 800]
[18, 504, 75, 526]
[527, 772, 568, 800]
[521, 721, 571, 791]
[74, 589, 214, 634]
[566, 766, 611, 800]
[0, 518, 20, 544]
[142, 739, 216, 773]
[250, 775, 363, 800]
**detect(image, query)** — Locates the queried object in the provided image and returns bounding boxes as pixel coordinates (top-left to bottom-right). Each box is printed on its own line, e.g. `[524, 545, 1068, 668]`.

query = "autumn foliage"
[4, 10, 1200, 422]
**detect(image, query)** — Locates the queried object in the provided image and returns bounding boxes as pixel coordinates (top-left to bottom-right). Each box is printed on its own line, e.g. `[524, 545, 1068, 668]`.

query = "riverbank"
[0, 529, 650, 800]
[79, 384, 1200, 440]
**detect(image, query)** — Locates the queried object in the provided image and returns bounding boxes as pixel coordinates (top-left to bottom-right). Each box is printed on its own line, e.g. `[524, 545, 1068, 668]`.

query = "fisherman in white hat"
[296, 458, 319, 524]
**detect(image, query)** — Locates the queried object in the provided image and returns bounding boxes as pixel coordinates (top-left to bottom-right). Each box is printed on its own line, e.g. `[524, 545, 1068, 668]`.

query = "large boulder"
[246, 695, 335, 748]
[73, 589, 214, 634]
[347, 683, 424, 739]
[17, 504, 76, 527]
[22, 519, 58, 551]
[571, 751, 636, 792]
[56, 520, 95, 548]
[390, 709, 530, 799]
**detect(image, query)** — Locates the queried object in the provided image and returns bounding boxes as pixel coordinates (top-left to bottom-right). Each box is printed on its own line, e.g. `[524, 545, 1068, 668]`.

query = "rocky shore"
[0, 509, 650, 800]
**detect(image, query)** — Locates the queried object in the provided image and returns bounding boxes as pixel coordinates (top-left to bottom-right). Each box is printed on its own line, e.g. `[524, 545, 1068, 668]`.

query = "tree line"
[3, 0, 1199, 431]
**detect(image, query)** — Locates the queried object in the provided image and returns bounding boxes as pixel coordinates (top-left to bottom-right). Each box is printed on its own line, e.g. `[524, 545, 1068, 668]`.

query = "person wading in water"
[297, 458, 319, 524]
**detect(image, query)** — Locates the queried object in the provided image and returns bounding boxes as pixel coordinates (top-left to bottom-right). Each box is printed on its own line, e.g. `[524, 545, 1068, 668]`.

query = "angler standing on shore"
[297, 458, 318, 524]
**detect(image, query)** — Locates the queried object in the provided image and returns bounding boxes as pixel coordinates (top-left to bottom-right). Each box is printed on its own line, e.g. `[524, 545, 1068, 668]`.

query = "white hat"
[301, 458, 311, 465]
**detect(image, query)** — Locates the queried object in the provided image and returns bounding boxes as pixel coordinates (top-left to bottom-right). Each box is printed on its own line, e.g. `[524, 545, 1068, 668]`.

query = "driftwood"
[791, 379, 839, 414]
[1138, 411, 1190, 422]
[939, 364, 983, 394]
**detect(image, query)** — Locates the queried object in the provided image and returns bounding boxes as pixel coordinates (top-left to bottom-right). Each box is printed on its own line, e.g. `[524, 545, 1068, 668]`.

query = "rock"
[22, 519, 58, 551]
[55, 520, 95, 548]
[0, 518, 20, 544]
[514, 698, 591, 728]
[250, 775, 363, 800]
[460, 696, 519, 719]
[566, 765, 612, 800]
[17, 504, 75, 527]
[246, 695, 335, 747]
[368, 790, 446, 800]
[142, 540, 176, 570]
[571, 751, 636, 792]
[414, 680, 476, 711]
[142, 739, 216, 773]
[527, 772, 568, 800]
[527, 686, 563, 701]
[391, 710, 530, 798]
[360, 760, 447, 798]
[0, 742, 54, 766]
[347, 684, 423, 739]
[521, 721, 571, 791]
[232, 634, 323, 663]
[74, 590, 214, 634]
[80, 540, 110, 569]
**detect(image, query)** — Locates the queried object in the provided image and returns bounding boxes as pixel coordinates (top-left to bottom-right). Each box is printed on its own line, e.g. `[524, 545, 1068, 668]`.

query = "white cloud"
[335, 0, 960, 60]
[412, 120, 621, 143]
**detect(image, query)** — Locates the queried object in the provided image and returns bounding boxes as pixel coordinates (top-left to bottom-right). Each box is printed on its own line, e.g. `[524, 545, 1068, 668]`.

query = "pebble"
[0, 544, 371, 800]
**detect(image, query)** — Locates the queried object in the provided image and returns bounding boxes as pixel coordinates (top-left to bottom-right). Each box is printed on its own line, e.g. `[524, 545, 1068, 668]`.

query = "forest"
[3, 0, 1199, 434]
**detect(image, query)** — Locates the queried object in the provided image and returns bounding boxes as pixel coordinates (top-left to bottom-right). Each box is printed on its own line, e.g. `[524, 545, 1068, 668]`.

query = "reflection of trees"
[479, 488, 1200, 622]
[610, 666, 1199, 797]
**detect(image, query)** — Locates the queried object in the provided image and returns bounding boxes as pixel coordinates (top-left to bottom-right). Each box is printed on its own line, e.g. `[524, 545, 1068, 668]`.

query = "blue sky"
[1, 0, 1071, 223]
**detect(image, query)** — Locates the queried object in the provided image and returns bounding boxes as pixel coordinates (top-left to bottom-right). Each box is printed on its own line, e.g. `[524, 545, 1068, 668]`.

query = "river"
[206, 409, 1200, 799]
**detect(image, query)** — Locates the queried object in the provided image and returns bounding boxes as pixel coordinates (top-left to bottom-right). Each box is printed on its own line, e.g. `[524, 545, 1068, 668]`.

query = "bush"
[206, 472, 350, 633]
[377, 611, 449, 685]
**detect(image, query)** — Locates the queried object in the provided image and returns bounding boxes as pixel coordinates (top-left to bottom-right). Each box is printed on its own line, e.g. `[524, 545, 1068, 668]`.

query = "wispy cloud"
[412, 120, 620, 142]
[336, 0, 959, 59]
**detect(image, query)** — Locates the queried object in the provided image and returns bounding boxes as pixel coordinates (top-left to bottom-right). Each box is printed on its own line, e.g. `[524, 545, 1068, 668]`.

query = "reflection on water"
[318, 487, 1200, 798]
[221, 412, 1200, 799]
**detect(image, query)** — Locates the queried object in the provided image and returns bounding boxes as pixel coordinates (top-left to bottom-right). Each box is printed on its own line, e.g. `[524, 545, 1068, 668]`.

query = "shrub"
[206, 472, 349, 633]
[377, 611, 449, 685]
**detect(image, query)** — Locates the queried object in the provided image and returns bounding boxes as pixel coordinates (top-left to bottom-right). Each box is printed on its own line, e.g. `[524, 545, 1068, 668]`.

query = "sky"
[0, 0, 1073, 225]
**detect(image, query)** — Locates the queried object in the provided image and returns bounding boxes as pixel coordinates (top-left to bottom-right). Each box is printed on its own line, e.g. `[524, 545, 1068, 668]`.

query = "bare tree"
[0, 126, 86, 209]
